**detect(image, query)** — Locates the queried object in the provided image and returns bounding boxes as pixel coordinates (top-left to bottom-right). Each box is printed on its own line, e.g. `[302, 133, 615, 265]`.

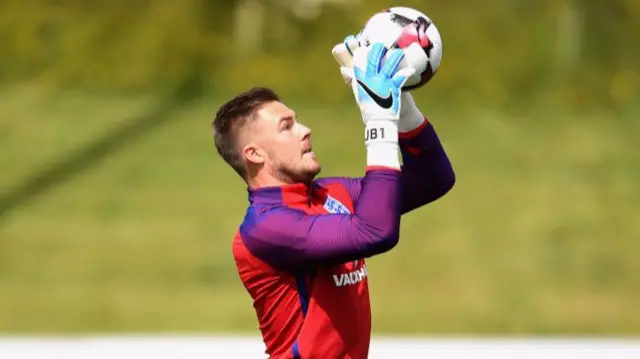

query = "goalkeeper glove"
[332, 34, 428, 133]
[345, 43, 415, 169]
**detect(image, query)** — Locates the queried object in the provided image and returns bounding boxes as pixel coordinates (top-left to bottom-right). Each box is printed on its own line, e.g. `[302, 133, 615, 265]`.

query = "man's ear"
[242, 143, 266, 166]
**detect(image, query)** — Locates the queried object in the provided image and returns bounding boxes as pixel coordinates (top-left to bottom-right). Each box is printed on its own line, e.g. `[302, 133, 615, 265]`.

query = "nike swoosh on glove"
[349, 42, 415, 123]
[333, 35, 428, 132]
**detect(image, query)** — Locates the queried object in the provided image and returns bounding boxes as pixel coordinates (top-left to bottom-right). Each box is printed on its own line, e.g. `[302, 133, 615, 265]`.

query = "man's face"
[242, 101, 321, 183]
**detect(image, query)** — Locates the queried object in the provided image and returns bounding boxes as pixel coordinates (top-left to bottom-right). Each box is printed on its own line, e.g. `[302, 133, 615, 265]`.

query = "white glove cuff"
[365, 121, 400, 169]
[399, 92, 426, 133]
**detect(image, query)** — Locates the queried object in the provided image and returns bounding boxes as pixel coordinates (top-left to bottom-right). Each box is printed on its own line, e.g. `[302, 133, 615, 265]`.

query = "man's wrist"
[365, 120, 398, 144]
[398, 92, 427, 133]
[365, 120, 400, 169]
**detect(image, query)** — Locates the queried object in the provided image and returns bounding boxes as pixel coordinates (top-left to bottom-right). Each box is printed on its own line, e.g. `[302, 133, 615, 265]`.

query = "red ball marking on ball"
[396, 25, 430, 49]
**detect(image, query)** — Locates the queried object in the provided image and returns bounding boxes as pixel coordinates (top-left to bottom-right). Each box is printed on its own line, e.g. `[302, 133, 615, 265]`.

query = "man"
[212, 39, 455, 359]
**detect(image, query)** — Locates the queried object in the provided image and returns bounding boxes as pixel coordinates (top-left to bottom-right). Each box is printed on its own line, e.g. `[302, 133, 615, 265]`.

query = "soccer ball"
[358, 7, 443, 91]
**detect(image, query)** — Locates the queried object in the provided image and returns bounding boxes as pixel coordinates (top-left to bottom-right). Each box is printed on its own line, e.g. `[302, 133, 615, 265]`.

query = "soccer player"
[212, 41, 455, 359]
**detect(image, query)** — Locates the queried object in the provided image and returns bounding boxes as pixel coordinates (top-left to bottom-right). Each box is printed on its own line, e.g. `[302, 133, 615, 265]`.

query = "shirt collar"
[248, 181, 326, 206]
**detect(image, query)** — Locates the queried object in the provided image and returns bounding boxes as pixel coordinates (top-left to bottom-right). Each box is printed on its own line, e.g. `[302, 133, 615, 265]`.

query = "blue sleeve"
[240, 169, 402, 270]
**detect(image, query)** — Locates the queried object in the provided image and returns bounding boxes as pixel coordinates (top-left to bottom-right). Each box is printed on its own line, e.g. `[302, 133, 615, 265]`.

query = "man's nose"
[296, 123, 311, 139]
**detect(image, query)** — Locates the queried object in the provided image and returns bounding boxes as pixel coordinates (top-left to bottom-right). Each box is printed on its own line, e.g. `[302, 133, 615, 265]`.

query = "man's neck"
[247, 173, 312, 190]
[248, 173, 291, 189]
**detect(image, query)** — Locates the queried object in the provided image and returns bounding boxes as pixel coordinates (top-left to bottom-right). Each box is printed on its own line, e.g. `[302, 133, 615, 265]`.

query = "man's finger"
[392, 67, 416, 89]
[332, 43, 353, 67]
[343, 35, 358, 56]
[380, 49, 405, 79]
[340, 66, 354, 84]
[367, 42, 387, 75]
[351, 45, 369, 77]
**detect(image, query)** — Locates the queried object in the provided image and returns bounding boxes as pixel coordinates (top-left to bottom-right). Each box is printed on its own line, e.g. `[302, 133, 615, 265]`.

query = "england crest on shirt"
[323, 195, 351, 214]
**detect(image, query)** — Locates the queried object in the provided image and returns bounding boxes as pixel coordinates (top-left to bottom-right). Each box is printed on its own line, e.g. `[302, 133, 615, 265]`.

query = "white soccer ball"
[358, 7, 443, 90]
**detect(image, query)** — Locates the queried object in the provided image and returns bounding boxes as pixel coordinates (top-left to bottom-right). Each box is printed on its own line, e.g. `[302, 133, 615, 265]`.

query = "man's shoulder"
[233, 203, 310, 274]
[242, 201, 305, 222]
[236, 203, 304, 249]
[315, 175, 363, 204]
[232, 206, 284, 269]
[239, 203, 284, 232]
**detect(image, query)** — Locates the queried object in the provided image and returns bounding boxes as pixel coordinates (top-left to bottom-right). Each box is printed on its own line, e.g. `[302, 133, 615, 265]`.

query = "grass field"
[0, 84, 638, 335]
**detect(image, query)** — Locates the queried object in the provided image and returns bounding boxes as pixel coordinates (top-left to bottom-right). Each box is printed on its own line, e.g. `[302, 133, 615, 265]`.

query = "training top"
[232, 120, 455, 359]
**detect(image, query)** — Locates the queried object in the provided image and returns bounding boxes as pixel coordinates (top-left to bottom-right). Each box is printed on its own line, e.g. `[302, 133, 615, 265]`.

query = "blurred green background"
[0, 0, 638, 335]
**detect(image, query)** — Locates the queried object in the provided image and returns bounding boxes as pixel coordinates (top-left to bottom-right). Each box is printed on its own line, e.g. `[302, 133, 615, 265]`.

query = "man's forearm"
[399, 119, 455, 213]
[241, 169, 402, 270]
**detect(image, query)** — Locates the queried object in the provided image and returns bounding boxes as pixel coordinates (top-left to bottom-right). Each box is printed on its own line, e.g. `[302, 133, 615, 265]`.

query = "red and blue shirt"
[232, 121, 455, 359]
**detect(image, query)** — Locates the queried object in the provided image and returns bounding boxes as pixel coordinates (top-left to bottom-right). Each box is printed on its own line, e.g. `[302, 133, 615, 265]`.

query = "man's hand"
[345, 42, 414, 169]
[349, 42, 414, 124]
[332, 34, 428, 133]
